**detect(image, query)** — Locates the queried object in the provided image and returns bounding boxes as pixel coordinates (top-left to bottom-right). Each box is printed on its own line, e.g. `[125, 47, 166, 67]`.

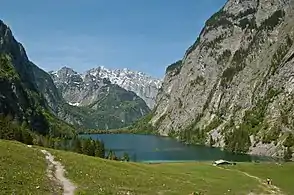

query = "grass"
[230, 163, 294, 195]
[1, 140, 294, 195]
[51, 150, 265, 195]
[0, 140, 54, 195]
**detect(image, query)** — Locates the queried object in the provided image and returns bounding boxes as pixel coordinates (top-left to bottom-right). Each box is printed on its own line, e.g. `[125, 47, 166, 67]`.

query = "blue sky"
[1, 0, 226, 78]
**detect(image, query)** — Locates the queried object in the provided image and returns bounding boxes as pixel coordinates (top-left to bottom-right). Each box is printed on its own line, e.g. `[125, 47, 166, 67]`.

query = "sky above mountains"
[1, 0, 226, 78]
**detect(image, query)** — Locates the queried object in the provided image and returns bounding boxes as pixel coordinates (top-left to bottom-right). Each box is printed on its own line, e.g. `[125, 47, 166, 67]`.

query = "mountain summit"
[50, 66, 162, 108]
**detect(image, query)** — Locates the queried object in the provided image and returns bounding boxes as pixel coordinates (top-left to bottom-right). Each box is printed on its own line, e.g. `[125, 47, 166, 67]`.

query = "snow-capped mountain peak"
[50, 66, 162, 108]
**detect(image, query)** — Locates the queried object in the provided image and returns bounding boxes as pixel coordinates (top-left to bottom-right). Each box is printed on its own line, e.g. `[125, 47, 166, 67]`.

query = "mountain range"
[49, 66, 162, 109]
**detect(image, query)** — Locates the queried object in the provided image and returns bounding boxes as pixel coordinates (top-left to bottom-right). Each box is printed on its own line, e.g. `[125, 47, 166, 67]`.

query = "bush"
[238, 18, 257, 30]
[284, 147, 293, 161]
[217, 50, 231, 65]
[122, 152, 130, 162]
[166, 60, 182, 74]
[107, 150, 118, 160]
[283, 134, 294, 147]
[205, 10, 233, 32]
[259, 10, 285, 31]
[185, 38, 200, 57]
[205, 117, 222, 132]
[0, 54, 20, 80]
[262, 127, 281, 144]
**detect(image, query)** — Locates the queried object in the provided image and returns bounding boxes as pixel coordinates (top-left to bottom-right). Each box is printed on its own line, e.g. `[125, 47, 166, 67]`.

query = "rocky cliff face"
[151, 0, 294, 157]
[50, 66, 162, 109]
[48, 67, 150, 130]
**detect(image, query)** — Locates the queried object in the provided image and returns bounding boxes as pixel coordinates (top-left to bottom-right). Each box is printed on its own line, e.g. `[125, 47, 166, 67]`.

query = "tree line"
[0, 114, 133, 161]
[0, 114, 105, 158]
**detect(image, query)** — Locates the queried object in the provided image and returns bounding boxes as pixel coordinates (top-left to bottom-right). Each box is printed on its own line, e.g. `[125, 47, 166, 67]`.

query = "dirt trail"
[235, 169, 283, 195]
[215, 166, 283, 195]
[41, 150, 76, 195]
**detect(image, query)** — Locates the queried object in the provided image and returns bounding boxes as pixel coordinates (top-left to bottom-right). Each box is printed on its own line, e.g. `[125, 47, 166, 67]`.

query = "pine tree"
[94, 140, 104, 158]
[88, 140, 96, 156]
[13, 126, 23, 142]
[22, 129, 33, 145]
[100, 141, 105, 158]
[1, 114, 14, 140]
[107, 150, 117, 160]
[82, 139, 95, 156]
[122, 152, 130, 162]
[73, 138, 83, 153]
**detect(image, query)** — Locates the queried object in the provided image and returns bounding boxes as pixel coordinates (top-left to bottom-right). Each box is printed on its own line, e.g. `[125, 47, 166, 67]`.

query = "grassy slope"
[0, 140, 53, 195]
[231, 163, 294, 195]
[1, 140, 294, 195]
[51, 150, 264, 195]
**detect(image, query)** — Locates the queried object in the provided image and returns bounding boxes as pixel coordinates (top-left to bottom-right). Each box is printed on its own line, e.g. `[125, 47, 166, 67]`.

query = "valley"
[1, 0, 294, 194]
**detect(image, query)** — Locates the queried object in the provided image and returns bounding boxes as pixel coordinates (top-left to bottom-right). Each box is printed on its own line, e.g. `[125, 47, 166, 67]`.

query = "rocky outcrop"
[151, 0, 294, 158]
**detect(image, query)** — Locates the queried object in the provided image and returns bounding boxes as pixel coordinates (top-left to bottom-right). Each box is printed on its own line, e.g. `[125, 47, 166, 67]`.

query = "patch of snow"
[68, 102, 80, 106]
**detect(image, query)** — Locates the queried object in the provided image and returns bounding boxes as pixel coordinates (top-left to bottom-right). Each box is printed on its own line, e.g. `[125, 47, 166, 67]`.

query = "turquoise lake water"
[81, 134, 275, 162]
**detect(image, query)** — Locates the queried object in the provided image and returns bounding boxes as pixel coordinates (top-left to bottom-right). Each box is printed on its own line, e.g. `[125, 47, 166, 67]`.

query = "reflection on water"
[81, 134, 275, 162]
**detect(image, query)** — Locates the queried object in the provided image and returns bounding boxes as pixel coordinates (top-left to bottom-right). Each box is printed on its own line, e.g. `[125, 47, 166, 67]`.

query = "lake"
[81, 134, 274, 162]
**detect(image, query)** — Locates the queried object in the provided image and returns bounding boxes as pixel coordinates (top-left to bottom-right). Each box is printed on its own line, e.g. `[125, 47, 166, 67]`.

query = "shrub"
[283, 134, 294, 147]
[205, 10, 233, 32]
[284, 147, 293, 161]
[185, 37, 201, 57]
[0, 54, 20, 80]
[166, 60, 182, 75]
[205, 117, 222, 132]
[217, 50, 231, 65]
[262, 127, 281, 144]
[239, 17, 257, 30]
[259, 10, 285, 31]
